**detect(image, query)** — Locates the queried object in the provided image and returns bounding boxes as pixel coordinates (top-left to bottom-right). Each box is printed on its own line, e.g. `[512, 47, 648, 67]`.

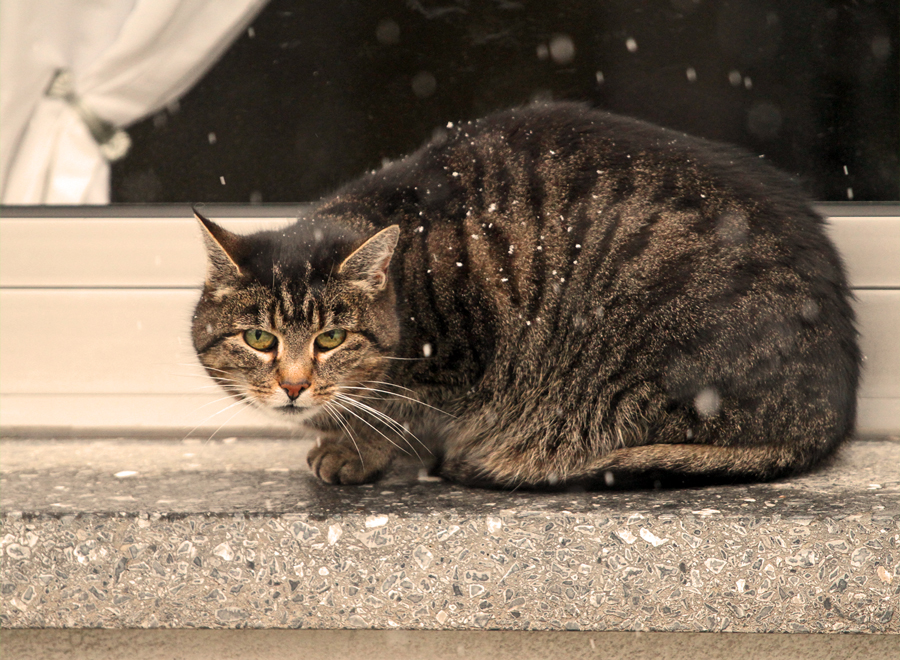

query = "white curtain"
[0, 0, 267, 204]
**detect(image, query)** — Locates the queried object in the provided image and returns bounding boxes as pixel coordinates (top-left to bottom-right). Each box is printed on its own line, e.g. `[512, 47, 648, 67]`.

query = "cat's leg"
[304, 410, 402, 485]
[306, 429, 399, 484]
[439, 385, 849, 488]
[306, 436, 396, 484]
[437, 381, 725, 488]
[305, 398, 437, 484]
[436, 394, 606, 488]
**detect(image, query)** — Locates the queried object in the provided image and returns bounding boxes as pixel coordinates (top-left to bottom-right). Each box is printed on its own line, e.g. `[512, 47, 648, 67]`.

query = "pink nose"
[281, 380, 310, 401]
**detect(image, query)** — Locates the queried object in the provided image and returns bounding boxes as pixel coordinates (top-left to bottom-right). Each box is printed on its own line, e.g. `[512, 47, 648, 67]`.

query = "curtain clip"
[46, 68, 131, 162]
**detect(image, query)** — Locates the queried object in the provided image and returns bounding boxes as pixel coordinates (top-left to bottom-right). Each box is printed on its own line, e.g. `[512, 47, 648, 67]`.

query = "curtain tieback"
[46, 68, 132, 162]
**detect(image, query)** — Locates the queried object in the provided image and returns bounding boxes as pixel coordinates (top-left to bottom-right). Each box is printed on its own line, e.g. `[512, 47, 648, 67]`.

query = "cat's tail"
[571, 440, 844, 487]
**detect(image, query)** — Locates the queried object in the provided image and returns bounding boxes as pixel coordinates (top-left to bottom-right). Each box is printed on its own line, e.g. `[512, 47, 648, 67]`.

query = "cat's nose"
[280, 380, 310, 401]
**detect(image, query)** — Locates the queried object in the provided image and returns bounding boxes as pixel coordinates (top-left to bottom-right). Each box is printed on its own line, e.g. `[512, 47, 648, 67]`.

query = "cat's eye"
[243, 329, 277, 351]
[314, 328, 347, 351]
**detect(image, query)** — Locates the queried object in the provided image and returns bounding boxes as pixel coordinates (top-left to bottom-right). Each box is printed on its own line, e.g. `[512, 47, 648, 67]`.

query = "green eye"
[243, 329, 277, 351]
[314, 328, 347, 351]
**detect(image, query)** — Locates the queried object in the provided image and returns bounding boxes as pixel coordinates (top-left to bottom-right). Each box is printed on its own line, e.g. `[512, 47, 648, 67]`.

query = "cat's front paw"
[307, 441, 379, 485]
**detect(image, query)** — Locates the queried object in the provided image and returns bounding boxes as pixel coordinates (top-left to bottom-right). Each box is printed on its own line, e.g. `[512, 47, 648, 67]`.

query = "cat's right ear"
[195, 208, 244, 279]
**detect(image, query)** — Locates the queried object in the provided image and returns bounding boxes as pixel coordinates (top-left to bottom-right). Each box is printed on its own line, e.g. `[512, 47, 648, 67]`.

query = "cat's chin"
[258, 404, 319, 423]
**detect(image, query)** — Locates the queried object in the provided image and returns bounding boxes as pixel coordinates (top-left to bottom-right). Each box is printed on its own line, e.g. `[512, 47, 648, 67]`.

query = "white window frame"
[1, 203, 897, 436]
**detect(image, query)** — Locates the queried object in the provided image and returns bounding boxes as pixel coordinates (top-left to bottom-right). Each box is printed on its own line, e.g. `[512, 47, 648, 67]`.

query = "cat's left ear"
[338, 225, 400, 293]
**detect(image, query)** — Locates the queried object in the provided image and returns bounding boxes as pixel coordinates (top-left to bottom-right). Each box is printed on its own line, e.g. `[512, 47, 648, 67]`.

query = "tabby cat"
[192, 101, 860, 489]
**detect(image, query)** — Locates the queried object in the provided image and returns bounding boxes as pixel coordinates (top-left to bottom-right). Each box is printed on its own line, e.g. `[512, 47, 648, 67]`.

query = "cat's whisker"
[166, 369, 245, 391]
[171, 363, 234, 375]
[322, 401, 356, 444]
[334, 393, 430, 461]
[169, 369, 239, 379]
[193, 394, 250, 422]
[329, 399, 414, 459]
[164, 376, 245, 392]
[362, 380, 419, 394]
[335, 392, 410, 438]
[322, 402, 364, 468]
[345, 385, 456, 418]
[191, 393, 248, 412]
[181, 394, 252, 442]
[202, 397, 253, 445]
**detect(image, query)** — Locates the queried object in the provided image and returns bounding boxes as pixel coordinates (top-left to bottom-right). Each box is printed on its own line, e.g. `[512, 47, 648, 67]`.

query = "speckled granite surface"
[1, 437, 898, 632]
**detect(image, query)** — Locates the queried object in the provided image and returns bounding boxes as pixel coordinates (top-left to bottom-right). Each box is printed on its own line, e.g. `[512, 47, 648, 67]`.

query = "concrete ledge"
[4, 630, 900, 660]
[1, 436, 898, 632]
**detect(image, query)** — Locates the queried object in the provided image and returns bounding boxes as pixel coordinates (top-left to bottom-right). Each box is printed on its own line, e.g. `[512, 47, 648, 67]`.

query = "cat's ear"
[195, 208, 245, 279]
[338, 225, 400, 292]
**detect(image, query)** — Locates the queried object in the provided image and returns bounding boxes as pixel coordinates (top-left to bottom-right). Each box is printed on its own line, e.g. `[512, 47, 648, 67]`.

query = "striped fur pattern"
[192, 102, 860, 489]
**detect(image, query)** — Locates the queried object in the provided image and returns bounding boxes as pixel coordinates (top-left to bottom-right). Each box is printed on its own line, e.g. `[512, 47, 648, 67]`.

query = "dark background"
[112, 0, 899, 204]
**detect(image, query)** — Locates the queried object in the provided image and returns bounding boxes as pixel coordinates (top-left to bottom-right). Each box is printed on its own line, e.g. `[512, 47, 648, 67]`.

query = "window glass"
[112, 0, 898, 204]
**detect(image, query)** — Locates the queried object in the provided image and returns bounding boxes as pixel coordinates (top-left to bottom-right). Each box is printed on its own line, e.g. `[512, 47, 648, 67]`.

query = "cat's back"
[336, 101, 824, 249]
[324, 101, 853, 349]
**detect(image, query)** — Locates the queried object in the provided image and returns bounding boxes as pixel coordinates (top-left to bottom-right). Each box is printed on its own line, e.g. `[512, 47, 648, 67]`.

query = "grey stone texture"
[1, 436, 898, 633]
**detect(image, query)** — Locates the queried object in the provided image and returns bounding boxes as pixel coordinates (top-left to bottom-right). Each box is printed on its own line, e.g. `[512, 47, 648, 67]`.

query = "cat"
[192, 101, 860, 489]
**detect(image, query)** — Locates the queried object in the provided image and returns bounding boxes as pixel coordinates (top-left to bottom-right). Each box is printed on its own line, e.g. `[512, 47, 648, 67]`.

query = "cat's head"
[191, 210, 401, 421]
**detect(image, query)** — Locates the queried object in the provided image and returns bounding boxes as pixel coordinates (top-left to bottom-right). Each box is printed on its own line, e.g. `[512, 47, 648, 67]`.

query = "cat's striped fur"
[192, 102, 860, 489]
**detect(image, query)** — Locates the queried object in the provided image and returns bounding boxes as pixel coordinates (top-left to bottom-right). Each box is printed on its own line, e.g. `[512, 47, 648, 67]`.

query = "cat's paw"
[307, 441, 379, 485]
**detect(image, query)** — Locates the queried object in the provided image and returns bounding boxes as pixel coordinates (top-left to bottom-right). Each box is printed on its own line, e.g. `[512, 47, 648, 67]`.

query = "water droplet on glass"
[548, 34, 575, 64]
[411, 71, 437, 98]
[376, 19, 400, 45]
[694, 388, 722, 418]
[800, 299, 820, 321]
[871, 35, 891, 61]
[747, 101, 782, 139]
[716, 211, 749, 245]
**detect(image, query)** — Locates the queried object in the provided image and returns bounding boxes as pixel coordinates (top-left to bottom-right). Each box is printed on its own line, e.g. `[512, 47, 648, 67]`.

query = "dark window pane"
[112, 0, 899, 203]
